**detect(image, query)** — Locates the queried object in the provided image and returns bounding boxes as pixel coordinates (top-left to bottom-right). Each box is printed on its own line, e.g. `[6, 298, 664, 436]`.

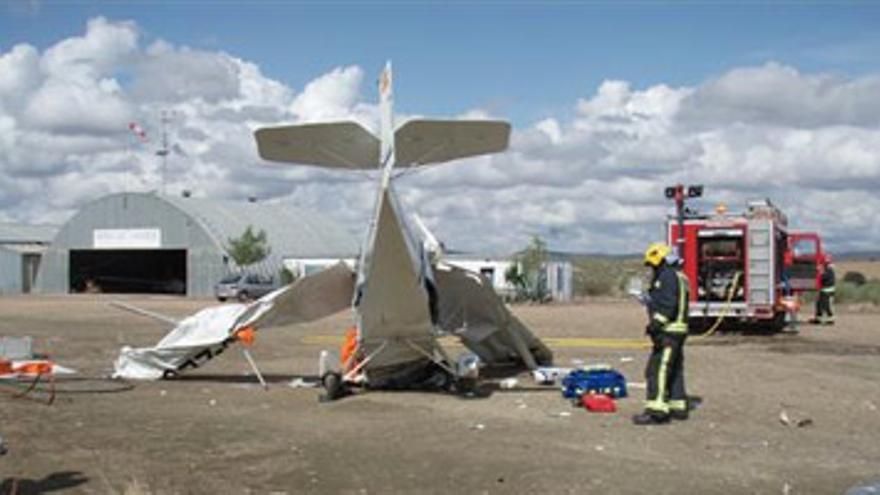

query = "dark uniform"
[814, 264, 836, 325]
[643, 263, 690, 420]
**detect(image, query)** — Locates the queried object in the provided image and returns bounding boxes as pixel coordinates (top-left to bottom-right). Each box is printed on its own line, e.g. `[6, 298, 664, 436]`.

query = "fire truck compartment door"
[747, 219, 774, 306]
[787, 234, 820, 291]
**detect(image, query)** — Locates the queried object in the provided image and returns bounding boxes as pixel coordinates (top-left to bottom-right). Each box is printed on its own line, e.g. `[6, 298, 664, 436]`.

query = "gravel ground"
[1, 295, 879, 494]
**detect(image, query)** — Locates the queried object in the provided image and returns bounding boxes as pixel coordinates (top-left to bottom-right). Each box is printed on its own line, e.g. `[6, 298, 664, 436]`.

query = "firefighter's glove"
[646, 319, 664, 336]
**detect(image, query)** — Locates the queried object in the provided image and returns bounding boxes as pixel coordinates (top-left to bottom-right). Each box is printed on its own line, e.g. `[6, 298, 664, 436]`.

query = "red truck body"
[667, 199, 824, 330]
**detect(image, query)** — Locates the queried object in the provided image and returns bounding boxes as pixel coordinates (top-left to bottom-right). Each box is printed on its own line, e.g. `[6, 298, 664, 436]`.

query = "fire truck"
[666, 194, 825, 331]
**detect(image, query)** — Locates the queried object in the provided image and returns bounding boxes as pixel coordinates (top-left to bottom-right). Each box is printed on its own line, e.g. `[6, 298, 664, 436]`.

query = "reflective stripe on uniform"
[664, 272, 689, 334]
[821, 287, 836, 294]
[646, 346, 673, 414]
[668, 399, 687, 412]
[645, 399, 669, 414]
[653, 313, 669, 324]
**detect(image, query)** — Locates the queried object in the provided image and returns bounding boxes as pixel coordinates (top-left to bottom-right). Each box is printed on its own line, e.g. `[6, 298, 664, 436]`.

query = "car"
[214, 273, 277, 302]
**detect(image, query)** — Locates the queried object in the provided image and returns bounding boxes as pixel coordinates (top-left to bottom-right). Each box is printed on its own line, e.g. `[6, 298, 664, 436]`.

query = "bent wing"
[433, 263, 552, 370]
[394, 120, 511, 167]
[113, 263, 356, 380]
[238, 261, 356, 329]
[254, 122, 381, 169]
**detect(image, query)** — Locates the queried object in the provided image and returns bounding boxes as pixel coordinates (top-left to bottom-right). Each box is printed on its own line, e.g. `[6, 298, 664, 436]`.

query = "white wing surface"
[113, 263, 355, 380]
[394, 120, 511, 167]
[255, 122, 380, 168]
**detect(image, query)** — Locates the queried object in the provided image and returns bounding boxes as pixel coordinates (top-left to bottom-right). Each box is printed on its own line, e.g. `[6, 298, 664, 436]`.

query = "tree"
[505, 235, 550, 302]
[227, 226, 271, 267]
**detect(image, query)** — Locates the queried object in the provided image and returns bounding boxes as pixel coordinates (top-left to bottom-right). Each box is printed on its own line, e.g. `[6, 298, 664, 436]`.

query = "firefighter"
[813, 255, 836, 325]
[633, 242, 691, 425]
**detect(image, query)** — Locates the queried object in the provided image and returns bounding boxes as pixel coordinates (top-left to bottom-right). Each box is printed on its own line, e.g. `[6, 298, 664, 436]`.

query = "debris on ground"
[0, 336, 33, 360]
[549, 411, 572, 418]
[288, 378, 317, 389]
[779, 410, 791, 426]
[499, 378, 518, 389]
[779, 409, 813, 428]
[619, 356, 634, 363]
[469, 423, 486, 431]
[532, 367, 571, 385]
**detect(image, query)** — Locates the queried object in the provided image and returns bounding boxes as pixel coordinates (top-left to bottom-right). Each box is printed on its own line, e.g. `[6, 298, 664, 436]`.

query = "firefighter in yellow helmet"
[633, 242, 691, 425]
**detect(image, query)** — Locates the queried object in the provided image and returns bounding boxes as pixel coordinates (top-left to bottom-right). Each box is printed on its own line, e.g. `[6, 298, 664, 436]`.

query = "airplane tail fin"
[379, 61, 394, 165]
[254, 62, 511, 170]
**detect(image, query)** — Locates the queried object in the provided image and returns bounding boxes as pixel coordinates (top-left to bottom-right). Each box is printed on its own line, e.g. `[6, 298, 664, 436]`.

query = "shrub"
[573, 258, 644, 298]
[843, 271, 867, 286]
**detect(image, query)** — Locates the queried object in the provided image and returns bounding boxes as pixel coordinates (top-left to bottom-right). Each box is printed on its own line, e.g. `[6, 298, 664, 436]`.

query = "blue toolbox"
[561, 367, 628, 399]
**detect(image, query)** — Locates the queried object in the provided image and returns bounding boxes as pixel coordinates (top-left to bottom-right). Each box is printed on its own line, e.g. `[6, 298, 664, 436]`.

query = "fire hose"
[690, 271, 742, 342]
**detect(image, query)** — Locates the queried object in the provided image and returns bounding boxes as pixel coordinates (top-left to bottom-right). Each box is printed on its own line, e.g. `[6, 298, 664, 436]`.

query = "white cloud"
[0, 44, 40, 105]
[132, 41, 241, 103]
[41, 17, 138, 79]
[680, 62, 880, 129]
[290, 65, 371, 125]
[0, 17, 878, 255]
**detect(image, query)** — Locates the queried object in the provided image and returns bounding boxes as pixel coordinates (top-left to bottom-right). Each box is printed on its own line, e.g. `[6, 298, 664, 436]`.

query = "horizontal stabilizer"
[255, 122, 380, 168]
[394, 120, 510, 167]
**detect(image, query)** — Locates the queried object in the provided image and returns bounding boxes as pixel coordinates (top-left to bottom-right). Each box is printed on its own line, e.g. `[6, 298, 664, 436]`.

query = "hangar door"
[69, 250, 187, 295]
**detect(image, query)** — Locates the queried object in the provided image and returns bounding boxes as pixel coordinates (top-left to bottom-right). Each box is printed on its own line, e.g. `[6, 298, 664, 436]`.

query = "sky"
[1, 1, 879, 254]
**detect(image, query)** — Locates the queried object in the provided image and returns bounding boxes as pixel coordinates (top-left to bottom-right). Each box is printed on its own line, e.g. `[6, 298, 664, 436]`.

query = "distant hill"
[837, 251, 880, 262]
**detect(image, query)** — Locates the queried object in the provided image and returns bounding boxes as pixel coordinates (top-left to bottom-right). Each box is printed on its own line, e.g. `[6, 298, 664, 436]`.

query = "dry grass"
[837, 261, 880, 281]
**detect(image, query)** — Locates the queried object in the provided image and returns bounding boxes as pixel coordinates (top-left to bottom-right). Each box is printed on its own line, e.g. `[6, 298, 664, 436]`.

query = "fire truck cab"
[667, 199, 824, 331]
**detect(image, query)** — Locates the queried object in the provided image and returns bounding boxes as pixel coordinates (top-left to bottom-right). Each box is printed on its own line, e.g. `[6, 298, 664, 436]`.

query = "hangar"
[36, 192, 358, 297]
[0, 222, 58, 294]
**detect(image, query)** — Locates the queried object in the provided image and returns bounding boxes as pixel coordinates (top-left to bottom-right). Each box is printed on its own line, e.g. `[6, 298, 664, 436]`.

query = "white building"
[443, 254, 574, 302]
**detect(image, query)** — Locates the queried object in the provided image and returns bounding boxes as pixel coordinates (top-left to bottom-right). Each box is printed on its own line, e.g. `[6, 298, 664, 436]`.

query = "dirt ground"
[1, 295, 879, 495]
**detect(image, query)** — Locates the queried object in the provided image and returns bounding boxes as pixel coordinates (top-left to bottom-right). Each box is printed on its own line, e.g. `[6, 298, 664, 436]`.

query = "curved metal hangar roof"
[36, 192, 358, 297]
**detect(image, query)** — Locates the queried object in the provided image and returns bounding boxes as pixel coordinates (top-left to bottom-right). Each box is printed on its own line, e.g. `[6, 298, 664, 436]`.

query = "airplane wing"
[254, 122, 381, 168]
[394, 120, 511, 167]
[433, 263, 553, 370]
[112, 263, 356, 380]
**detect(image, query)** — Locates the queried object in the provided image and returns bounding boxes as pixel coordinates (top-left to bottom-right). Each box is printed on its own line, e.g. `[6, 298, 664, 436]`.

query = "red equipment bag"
[581, 393, 617, 413]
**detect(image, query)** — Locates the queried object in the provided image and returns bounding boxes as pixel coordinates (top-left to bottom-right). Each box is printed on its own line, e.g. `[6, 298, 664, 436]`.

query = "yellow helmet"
[644, 242, 671, 267]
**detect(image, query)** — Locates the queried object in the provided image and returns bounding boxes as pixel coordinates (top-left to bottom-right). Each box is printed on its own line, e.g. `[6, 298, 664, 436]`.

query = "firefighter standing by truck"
[633, 242, 691, 425]
[812, 255, 836, 325]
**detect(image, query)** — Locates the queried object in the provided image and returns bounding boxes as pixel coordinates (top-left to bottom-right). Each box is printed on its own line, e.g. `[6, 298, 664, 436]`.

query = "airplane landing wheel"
[454, 377, 478, 396]
[320, 371, 346, 402]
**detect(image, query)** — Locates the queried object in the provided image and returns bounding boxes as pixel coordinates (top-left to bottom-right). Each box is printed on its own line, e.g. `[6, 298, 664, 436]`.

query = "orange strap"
[0, 359, 12, 374]
[340, 326, 358, 369]
[234, 326, 257, 346]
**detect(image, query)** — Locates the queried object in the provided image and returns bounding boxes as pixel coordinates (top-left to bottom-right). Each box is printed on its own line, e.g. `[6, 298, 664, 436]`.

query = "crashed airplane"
[113, 62, 552, 397]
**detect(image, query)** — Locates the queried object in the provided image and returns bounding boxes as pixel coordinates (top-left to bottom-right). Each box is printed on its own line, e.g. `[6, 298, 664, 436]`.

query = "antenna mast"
[156, 110, 173, 194]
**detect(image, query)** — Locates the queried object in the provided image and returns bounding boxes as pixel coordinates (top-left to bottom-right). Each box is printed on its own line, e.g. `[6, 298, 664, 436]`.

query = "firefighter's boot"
[669, 409, 689, 421]
[632, 411, 670, 425]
